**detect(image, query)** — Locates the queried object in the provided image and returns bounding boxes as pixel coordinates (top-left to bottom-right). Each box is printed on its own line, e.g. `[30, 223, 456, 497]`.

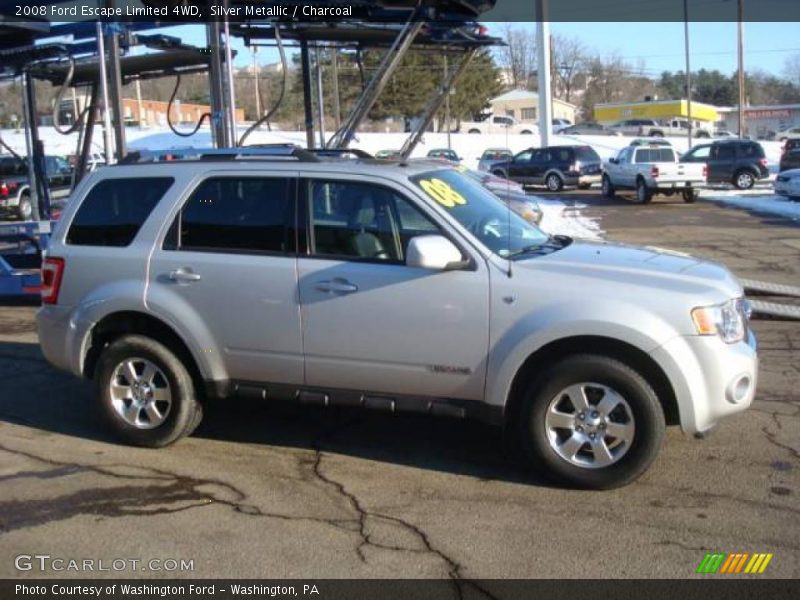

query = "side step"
[749, 299, 800, 321]
[741, 279, 800, 298]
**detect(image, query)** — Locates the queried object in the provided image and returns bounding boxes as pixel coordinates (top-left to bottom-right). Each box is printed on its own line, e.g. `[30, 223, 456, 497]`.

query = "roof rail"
[118, 144, 322, 164]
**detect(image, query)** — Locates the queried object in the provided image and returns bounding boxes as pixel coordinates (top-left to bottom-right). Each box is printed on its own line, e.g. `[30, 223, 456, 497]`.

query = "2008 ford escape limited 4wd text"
[37, 146, 758, 489]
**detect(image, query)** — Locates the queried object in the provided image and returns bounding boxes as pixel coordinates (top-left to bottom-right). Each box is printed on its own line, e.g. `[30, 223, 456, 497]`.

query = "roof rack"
[119, 144, 322, 164]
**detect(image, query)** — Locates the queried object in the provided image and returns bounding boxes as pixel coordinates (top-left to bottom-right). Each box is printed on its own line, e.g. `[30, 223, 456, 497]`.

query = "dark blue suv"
[492, 145, 603, 191]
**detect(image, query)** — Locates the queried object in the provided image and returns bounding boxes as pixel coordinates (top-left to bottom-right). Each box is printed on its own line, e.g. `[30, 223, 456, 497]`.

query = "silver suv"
[37, 147, 758, 489]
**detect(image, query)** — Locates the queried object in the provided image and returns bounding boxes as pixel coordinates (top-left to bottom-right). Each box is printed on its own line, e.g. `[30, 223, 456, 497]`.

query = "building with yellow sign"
[593, 99, 719, 126]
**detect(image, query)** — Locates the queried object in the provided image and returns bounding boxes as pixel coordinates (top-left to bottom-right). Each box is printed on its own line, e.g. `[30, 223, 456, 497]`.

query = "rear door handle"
[315, 278, 358, 294]
[169, 268, 201, 283]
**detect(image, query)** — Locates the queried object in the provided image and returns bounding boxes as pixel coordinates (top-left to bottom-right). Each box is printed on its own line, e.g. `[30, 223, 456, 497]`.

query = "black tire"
[545, 172, 564, 192]
[468, 129, 481, 134]
[650, 131, 664, 137]
[95, 334, 201, 447]
[682, 188, 698, 203]
[636, 177, 653, 203]
[520, 130, 533, 135]
[696, 131, 710, 139]
[17, 192, 32, 221]
[515, 354, 665, 489]
[733, 169, 755, 190]
[601, 174, 615, 198]
[492, 170, 508, 179]
[578, 183, 591, 190]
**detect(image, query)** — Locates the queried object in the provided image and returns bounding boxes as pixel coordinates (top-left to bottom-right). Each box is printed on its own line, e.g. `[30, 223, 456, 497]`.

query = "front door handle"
[315, 278, 358, 294]
[169, 268, 201, 283]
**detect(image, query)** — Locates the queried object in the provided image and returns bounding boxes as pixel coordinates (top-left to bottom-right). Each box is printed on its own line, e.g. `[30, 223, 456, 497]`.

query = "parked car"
[492, 145, 603, 192]
[68, 151, 107, 172]
[603, 142, 707, 203]
[559, 122, 621, 136]
[459, 166, 542, 224]
[426, 148, 461, 162]
[552, 118, 572, 133]
[460, 113, 537, 135]
[0, 154, 73, 220]
[779, 139, 800, 172]
[37, 147, 757, 489]
[775, 126, 800, 142]
[713, 129, 737, 139]
[638, 118, 712, 138]
[374, 149, 402, 160]
[477, 148, 513, 172]
[773, 169, 800, 200]
[607, 119, 660, 137]
[680, 139, 769, 190]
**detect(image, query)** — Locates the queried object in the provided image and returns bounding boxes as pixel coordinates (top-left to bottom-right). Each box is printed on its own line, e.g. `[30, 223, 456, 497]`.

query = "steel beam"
[328, 15, 425, 149]
[399, 49, 477, 160]
[104, 3, 126, 160]
[300, 40, 315, 149]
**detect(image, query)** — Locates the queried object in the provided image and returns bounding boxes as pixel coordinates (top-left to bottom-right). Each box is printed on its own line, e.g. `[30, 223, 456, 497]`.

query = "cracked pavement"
[0, 195, 798, 580]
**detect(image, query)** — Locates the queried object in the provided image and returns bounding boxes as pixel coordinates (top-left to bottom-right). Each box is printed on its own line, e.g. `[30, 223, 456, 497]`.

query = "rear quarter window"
[574, 146, 600, 161]
[66, 177, 173, 247]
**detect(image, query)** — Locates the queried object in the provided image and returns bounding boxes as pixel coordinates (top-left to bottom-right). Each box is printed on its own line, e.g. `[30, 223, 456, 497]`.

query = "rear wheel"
[650, 131, 664, 137]
[468, 129, 481, 134]
[16, 192, 32, 221]
[601, 174, 615, 198]
[95, 334, 202, 447]
[515, 354, 665, 489]
[733, 170, 755, 190]
[636, 178, 653, 203]
[546, 173, 564, 192]
[520, 130, 533, 135]
[682, 188, 698, 203]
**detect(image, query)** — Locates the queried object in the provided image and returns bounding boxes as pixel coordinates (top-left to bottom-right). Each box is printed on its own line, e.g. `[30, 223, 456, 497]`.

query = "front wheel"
[95, 334, 202, 447]
[468, 129, 481, 134]
[636, 178, 653, 203]
[515, 354, 665, 489]
[601, 174, 615, 198]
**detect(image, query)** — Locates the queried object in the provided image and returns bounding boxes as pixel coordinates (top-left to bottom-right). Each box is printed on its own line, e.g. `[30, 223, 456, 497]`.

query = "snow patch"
[534, 196, 605, 241]
[702, 191, 800, 222]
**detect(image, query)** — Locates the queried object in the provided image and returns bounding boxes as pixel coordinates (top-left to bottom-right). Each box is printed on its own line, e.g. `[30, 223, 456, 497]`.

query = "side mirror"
[406, 235, 466, 271]
[609, 158, 619, 165]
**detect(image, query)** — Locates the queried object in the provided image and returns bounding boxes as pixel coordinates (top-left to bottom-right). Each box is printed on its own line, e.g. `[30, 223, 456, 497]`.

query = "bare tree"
[551, 34, 586, 104]
[784, 52, 800, 86]
[498, 25, 536, 89]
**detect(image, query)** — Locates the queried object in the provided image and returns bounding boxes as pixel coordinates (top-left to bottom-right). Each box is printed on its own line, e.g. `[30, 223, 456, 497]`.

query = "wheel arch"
[503, 335, 679, 430]
[83, 311, 209, 399]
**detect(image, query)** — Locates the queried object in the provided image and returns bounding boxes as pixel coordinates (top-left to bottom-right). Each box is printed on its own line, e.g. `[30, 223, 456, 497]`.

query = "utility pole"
[536, 0, 553, 146]
[253, 46, 261, 120]
[331, 43, 341, 130]
[737, 0, 746, 138]
[444, 54, 451, 150]
[684, 0, 693, 147]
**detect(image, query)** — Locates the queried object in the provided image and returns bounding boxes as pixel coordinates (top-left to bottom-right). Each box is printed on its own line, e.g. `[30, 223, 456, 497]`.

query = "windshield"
[411, 169, 550, 258]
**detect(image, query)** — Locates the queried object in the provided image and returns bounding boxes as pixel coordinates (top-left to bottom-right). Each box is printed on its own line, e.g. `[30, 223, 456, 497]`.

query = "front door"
[297, 175, 490, 401]
[508, 149, 536, 184]
[147, 173, 304, 385]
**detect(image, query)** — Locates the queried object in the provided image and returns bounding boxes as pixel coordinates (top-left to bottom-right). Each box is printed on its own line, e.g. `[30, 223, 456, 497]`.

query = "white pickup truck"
[460, 113, 538, 135]
[601, 143, 707, 203]
[639, 118, 712, 139]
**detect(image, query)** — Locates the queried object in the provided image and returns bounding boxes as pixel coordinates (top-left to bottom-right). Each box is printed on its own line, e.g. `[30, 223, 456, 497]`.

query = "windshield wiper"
[508, 235, 573, 258]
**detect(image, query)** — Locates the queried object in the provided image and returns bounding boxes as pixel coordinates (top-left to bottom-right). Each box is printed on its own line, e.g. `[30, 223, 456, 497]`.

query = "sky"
[152, 21, 800, 80]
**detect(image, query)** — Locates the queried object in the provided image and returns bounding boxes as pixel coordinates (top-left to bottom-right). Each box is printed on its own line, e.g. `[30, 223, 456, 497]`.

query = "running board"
[749, 300, 800, 321]
[742, 279, 800, 298]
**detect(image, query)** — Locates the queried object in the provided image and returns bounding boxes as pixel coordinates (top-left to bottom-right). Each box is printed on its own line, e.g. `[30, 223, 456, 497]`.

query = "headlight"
[691, 298, 748, 343]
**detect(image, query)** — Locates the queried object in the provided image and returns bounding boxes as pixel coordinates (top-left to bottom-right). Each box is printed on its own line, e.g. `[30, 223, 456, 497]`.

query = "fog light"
[726, 374, 752, 404]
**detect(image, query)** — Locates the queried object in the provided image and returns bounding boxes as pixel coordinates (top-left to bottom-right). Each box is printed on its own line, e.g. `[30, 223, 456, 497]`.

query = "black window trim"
[299, 176, 475, 270]
[163, 174, 298, 257]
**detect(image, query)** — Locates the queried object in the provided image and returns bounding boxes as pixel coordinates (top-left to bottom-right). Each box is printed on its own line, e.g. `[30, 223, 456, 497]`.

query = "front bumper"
[649, 329, 758, 436]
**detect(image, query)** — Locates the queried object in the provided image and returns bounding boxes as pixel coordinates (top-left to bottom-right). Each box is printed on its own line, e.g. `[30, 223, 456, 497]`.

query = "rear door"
[147, 172, 304, 385]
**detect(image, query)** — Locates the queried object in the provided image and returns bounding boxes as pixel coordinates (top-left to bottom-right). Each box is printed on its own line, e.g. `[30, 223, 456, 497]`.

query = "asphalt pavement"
[0, 191, 798, 580]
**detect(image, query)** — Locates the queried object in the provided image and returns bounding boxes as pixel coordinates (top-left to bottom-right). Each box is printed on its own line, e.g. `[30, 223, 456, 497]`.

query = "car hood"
[515, 239, 742, 299]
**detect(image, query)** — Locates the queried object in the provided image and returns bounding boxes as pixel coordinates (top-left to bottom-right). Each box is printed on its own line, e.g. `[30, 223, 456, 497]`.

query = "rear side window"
[170, 177, 295, 254]
[574, 146, 600, 161]
[634, 148, 675, 163]
[67, 177, 173, 247]
[740, 143, 765, 158]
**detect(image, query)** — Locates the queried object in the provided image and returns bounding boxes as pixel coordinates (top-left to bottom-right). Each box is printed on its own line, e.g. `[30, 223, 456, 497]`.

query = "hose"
[238, 27, 287, 147]
[51, 51, 92, 135]
[167, 73, 211, 137]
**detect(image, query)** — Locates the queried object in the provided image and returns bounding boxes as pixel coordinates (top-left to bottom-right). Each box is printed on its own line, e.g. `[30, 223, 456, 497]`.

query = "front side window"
[308, 180, 440, 263]
[411, 169, 549, 258]
[67, 177, 173, 247]
[170, 177, 294, 254]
